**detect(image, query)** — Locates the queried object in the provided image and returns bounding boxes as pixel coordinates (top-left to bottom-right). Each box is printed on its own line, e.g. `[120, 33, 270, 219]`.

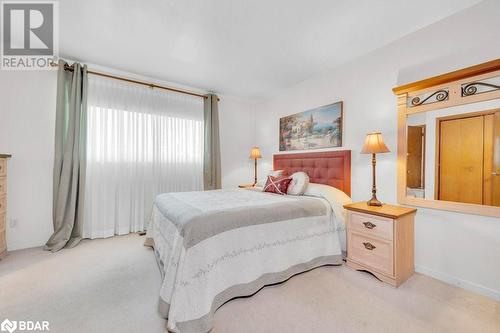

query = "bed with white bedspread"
[145, 185, 351, 333]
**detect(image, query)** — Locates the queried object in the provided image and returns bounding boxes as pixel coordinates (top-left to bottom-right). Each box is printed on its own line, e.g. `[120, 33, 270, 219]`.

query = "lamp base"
[367, 197, 383, 207]
[367, 153, 383, 207]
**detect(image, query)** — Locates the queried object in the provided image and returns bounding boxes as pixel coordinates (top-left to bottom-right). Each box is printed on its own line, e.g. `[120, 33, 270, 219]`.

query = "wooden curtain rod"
[50, 62, 216, 100]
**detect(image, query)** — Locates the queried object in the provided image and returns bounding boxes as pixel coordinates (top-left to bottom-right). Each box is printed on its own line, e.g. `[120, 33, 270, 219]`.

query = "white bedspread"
[145, 188, 345, 333]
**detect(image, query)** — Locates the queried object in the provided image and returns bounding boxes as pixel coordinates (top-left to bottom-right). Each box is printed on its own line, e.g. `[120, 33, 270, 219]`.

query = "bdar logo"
[0, 319, 17, 333]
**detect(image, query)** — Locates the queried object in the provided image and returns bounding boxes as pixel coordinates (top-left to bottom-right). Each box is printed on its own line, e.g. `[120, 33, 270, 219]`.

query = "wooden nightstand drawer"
[349, 212, 393, 241]
[348, 232, 393, 276]
[0, 195, 5, 213]
[0, 177, 5, 195]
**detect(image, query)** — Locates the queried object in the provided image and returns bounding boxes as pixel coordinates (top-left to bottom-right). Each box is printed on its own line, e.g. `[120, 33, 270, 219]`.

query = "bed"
[145, 151, 352, 333]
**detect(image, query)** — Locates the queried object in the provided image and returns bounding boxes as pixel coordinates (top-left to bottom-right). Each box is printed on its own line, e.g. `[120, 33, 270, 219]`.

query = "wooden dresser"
[344, 202, 416, 287]
[0, 154, 11, 260]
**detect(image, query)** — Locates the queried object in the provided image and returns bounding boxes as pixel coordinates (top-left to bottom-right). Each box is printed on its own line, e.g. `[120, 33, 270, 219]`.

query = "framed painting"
[279, 101, 343, 151]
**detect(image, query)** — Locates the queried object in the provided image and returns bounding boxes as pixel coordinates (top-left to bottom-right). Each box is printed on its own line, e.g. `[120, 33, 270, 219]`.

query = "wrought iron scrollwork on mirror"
[408, 89, 449, 107]
[461, 76, 500, 97]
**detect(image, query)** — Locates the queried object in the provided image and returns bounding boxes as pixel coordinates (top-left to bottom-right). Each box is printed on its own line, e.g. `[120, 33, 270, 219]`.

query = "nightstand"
[343, 202, 416, 287]
[238, 184, 255, 189]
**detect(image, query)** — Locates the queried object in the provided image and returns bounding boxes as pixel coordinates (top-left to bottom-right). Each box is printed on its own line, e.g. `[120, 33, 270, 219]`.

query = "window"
[83, 76, 204, 238]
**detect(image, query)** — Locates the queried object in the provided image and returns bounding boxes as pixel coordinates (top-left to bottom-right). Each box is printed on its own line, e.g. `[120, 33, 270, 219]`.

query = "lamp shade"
[249, 147, 262, 159]
[361, 132, 390, 154]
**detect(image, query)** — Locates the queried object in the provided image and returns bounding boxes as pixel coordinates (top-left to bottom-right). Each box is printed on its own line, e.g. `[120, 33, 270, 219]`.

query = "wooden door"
[407, 126, 425, 188]
[483, 111, 500, 206]
[484, 114, 494, 205]
[439, 116, 484, 204]
[493, 112, 500, 206]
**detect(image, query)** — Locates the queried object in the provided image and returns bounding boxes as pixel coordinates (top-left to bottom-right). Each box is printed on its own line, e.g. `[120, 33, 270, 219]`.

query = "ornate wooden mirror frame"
[393, 59, 500, 217]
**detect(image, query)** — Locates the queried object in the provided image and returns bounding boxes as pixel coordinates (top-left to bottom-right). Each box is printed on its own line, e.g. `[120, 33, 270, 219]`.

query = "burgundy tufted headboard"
[273, 150, 351, 196]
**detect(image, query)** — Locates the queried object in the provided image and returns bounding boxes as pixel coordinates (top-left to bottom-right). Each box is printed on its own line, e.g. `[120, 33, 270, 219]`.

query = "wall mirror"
[394, 59, 500, 217]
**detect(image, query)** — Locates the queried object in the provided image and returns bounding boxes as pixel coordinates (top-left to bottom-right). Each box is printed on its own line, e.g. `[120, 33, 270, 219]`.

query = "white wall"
[0, 70, 57, 251]
[0, 68, 256, 251]
[219, 96, 257, 188]
[254, 0, 500, 300]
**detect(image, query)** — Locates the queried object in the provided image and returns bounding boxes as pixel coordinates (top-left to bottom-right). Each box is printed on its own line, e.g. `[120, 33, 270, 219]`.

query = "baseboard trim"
[415, 265, 500, 301]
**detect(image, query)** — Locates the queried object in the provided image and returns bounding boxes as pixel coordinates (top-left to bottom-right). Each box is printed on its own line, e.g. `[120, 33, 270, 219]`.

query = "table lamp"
[250, 147, 262, 185]
[361, 132, 390, 206]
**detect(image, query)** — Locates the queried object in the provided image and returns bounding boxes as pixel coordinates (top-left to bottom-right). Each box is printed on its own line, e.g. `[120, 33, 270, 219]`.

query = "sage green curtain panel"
[45, 60, 88, 252]
[203, 94, 221, 190]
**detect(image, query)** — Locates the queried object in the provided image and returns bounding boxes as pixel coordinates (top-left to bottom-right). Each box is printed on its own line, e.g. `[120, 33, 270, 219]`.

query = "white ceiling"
[60, 0, 481, 100]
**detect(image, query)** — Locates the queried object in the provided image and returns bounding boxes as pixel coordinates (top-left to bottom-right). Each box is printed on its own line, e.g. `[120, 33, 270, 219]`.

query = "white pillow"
[256, 170, 283, 187]
[303, 183, 352, 229]
[287, 172, 309, 195]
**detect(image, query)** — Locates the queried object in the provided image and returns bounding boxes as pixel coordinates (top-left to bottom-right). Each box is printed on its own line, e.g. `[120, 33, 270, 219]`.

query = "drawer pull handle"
[362, 222, 376, 229]
[363, 242, 376, 250]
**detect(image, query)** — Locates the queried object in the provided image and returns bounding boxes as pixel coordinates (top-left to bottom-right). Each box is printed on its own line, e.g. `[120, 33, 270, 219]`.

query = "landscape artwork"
[279, 101, 343, 151]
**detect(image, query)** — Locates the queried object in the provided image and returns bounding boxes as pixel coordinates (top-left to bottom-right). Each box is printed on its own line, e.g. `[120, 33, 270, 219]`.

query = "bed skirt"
[145, 238, 341, 333]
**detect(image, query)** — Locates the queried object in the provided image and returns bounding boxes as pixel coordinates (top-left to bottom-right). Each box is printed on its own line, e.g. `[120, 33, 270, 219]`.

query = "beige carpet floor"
[0, 234, 499, 333]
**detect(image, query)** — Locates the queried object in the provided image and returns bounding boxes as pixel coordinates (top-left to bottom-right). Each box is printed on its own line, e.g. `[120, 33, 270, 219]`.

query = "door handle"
[493, 172, 500, 176]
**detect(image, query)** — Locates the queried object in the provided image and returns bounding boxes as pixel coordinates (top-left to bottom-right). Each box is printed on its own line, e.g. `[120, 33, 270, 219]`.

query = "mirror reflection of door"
[493, 112, 500, 206]
[437, 110, 500, 206]
[407, 126, 425, 189]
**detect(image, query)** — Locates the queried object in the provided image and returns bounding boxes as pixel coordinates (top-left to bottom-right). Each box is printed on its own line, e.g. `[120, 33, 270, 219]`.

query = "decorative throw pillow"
[256, 170, 284, 187]
[263, 175, 292, 195]
[287, 171, 310, 195]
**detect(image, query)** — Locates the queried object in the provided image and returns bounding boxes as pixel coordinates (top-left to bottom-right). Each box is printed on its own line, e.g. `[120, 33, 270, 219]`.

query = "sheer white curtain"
[84, 76, 204, 239]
